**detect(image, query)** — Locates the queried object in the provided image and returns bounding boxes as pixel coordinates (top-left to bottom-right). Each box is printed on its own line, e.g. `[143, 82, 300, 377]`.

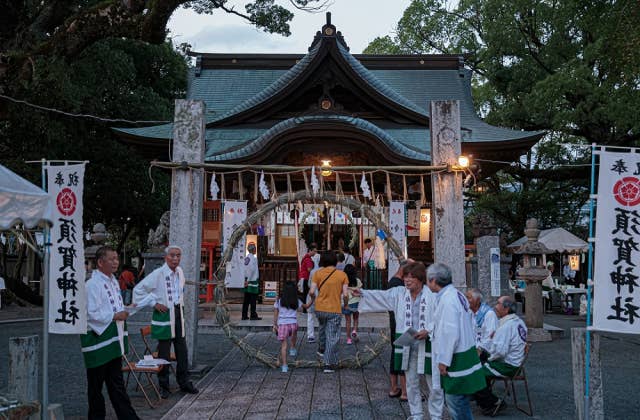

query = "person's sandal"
[388, 388, 402, 398]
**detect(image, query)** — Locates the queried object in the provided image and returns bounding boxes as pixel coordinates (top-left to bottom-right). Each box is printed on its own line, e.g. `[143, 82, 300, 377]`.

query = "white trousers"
[405, 346, 444, 420]
[306, 295, 316, 338]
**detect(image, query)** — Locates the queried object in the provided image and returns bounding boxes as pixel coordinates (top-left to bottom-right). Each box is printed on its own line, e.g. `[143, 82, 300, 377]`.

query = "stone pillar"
[475, 235, 500, 305]
[572, 328, 603, 420]
[430, 100, 465, 288]
[169, 100, 206, 366]
[9, 335, 39, 402]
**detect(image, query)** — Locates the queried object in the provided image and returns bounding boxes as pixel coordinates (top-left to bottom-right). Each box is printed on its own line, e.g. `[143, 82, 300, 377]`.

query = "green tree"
[0, 0, 325, 303]
[366, 0, 640, 239]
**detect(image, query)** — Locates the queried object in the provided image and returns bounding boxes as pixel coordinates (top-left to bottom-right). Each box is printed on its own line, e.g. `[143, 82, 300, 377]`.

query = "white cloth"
[133, 263, 186, 338]
[474, 310, 499, 351]
[344, 253, 355, 266]
[86, 270, 123, 335]
[431, 284, 478, 389]
[542, 272, 555, 288]
[362, 246, 374, 266]
[487, 313, 527, 367]
[311, 253, 320, 269]
[244, 253, 259, 282]
[359, 286, 435, 374]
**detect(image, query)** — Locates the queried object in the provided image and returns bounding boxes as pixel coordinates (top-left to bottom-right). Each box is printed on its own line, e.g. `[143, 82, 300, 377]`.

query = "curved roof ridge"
[210, 43, 322, 124]
[209, 115, 429, 162]
[336, 43, 426, 117]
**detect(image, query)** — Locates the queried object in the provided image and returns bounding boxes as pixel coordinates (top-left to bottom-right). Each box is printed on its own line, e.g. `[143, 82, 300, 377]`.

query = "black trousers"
[86, 356, 139, 420]
[474, 376, 499, 410]
[242, 292, 258, 318]
[157, 304, 190, 390]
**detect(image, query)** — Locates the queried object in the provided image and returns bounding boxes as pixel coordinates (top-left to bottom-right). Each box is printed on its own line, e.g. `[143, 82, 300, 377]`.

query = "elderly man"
[427, 263, 485, 420]
[356, 261, 444, 420]
[466, 288, 499, 360]
[133, 245, 198, 398]
[474, 295, 527, 416]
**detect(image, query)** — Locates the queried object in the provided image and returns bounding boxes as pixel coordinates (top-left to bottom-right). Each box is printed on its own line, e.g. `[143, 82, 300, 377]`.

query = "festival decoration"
[360, 172, 371, 198]
[209, 173, 219, 200]
[258, 171, 269, 200]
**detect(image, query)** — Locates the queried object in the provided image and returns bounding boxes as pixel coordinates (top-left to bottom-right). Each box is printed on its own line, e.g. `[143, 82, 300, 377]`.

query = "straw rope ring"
[213, 190, 405, 369]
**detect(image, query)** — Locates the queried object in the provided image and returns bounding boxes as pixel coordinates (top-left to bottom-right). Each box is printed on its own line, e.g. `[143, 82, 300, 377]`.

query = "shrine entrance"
[212, 189, 403, 369]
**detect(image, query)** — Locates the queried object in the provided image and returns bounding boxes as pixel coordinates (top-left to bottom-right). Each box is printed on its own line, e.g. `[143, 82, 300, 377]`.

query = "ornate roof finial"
[309, 11, 349, 51]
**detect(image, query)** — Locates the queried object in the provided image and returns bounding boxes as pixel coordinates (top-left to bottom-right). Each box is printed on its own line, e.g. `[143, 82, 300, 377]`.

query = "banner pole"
[584, 143, 597, 420]
[40, 159, 50, 420]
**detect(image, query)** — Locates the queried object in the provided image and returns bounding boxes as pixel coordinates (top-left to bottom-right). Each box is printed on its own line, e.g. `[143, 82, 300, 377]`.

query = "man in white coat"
[81, 246, 139, 419]
[427, 263, 485, 420]
[133, 245, 198, 398]
[474, 295, 527, 416]
[356, 261, 444, 420]
[466, 288, 499, 361]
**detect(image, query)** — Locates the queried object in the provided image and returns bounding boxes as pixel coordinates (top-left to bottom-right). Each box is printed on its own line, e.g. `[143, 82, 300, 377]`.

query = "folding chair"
[121, 340, 162, 408]
[491, 343, 534, 416]
[140, 325, 176, 374]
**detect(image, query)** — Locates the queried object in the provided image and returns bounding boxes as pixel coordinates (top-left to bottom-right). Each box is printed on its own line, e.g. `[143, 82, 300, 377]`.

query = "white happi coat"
[359, 285, 435, 374]
[486, 313, 527, 367]
[431, 284, 484, 392]
[474, 307, 499, 351]
[133, 263, 186, 338]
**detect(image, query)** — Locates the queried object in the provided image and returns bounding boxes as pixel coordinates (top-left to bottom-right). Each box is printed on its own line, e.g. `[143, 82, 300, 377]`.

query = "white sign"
[593, 151, 640, 334]
[388, 201, 407, 280]
[47, 163, 87, 334]
[222, 200, 247, 288]
[490, 247, 501, 297]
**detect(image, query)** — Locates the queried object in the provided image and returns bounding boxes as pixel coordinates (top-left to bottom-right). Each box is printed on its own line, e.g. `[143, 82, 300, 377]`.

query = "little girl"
[273, 281, 313, 372]
[343, 264, 363, 344]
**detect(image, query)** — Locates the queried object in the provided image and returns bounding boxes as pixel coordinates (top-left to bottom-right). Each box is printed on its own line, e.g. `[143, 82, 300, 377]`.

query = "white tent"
[507, 227, 588, 253]
[0, 164, 52, 230]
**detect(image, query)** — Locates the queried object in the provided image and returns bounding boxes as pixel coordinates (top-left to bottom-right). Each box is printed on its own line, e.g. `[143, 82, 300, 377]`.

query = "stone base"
[527, 327, 552, 342]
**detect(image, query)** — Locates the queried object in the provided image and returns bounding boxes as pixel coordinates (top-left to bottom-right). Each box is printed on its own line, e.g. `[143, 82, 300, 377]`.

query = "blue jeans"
[316, 311, 342, 366]
[445, 393, 473, 420]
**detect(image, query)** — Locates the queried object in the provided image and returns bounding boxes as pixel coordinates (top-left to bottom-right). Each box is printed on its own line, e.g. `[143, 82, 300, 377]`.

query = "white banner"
[593, 151, 640, 334]
[388, 201, 407, 280]
[222, 200, 247, 288]
[47, 164, 87, 334]
[490, 247, 501, 297]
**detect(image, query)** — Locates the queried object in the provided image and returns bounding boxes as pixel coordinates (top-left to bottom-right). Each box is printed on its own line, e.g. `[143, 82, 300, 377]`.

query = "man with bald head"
[133, 245, 198, 398]
[474, 295, 528, 416]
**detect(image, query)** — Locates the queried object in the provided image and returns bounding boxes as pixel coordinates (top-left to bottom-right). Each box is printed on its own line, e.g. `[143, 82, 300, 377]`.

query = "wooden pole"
[572, 328, 603, 420]
[169, 99, 206, 367]
[430, 100, 466, 288]
[9, 335, 39, 402]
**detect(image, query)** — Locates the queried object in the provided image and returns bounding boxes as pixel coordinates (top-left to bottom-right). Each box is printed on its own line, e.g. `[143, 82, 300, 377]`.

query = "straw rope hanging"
[220, 173, 226, 200]
[253, 173, 258, 203]
[238, 173, 244, 200]
[270, 174, 277, 200]
[402, 175, 407, 201]
[386, 172, 392, 202]
[335, 172, 343, 198]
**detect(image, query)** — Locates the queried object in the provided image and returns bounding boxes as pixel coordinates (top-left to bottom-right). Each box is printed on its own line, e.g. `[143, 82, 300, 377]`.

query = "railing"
[359, 267, 388, 290]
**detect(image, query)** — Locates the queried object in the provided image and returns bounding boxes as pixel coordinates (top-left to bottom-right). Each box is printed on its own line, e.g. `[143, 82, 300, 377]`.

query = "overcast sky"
[167, 0, 411, 54]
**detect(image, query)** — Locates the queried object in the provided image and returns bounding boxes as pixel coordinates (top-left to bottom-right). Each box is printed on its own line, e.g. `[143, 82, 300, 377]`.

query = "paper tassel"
[360, 172, 371, 199]
[259, 171, 270, 200]
[386, 173, 392, 202]
[220, 173, 226, 200]
[209, 173, 219, 200]
[311, 166, 320, 194]
[270, 174, 277, 199]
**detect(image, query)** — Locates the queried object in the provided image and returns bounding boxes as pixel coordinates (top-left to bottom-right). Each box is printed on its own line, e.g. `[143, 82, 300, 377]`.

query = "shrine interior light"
[321, 160, 332, 177]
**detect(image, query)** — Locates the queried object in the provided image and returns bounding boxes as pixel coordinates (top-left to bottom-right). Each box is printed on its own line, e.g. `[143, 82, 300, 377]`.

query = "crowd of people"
[81, 241, 526, 420]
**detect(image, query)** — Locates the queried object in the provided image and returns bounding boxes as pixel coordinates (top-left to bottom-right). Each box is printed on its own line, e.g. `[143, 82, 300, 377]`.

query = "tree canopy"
[366, 0, 640, 239]
[0, 0, 324, 302]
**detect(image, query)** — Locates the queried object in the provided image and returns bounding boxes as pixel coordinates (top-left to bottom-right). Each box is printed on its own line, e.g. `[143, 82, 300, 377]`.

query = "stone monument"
[514, 218, 553, 341]
[142, 211, 170, 276]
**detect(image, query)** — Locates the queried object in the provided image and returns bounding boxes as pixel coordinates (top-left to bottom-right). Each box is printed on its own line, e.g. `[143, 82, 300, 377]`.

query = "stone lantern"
[84, 223, 107, 279]
[514, 218, 553, 342]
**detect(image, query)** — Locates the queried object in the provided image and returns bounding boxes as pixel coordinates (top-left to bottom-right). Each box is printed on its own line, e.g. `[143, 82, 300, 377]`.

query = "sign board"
[419, 208, 431, 242]
[388, 201, 406, 280]
[593, 151, 640, 334]
[263, 281, 278, 301]
[222, 200, 247, 288]
[490, 247, 501, 297]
